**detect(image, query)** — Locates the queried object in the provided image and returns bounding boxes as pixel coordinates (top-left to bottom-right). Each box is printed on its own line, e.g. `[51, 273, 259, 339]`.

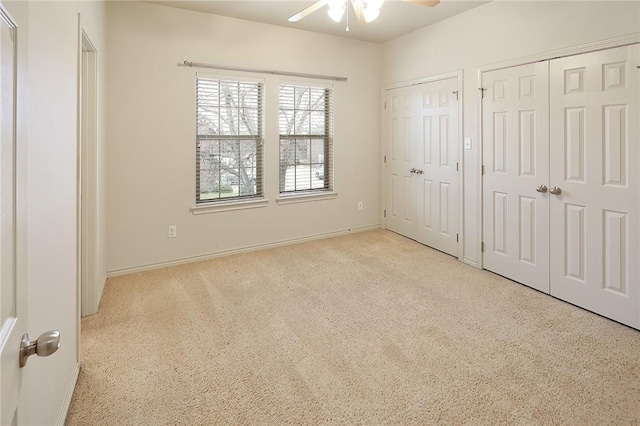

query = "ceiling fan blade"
[288, 0, 329, 22]
[351, 0, 366, 25]
[403, 0, 440, 7]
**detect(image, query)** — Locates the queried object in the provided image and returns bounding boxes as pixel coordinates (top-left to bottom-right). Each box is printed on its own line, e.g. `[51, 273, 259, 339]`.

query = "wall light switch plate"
[464, 138, 472, 150]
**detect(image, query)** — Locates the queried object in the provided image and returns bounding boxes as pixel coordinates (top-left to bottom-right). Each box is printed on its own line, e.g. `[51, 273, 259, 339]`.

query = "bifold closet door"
[385, 79, 460, 257]
[549, 44, 640, 328]
[482, 62, 550, 293]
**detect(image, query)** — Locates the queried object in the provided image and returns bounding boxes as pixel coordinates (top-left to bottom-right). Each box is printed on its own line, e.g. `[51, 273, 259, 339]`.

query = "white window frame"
[277, 81, 335, 201]
[194, 73, 266, 208]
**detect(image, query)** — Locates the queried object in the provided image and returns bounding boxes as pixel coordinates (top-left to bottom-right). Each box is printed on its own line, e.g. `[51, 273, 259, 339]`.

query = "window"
[279, 84, 332, 193]
[196, 75, 263, 203]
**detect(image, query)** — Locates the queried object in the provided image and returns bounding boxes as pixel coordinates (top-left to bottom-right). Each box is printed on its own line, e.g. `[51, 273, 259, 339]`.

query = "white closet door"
[385, 87, 417, 238]
[415, 78, 460, 256]
[482, 62, 550, 293]
[549, 44, 640, 328]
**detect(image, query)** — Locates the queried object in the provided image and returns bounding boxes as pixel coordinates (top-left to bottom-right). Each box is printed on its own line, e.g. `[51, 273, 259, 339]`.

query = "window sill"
[276, 191, 338, 205]
[191, 198, 269, 215]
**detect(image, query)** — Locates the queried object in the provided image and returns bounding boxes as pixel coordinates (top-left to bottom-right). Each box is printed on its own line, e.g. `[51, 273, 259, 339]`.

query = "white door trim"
[479, 33, 640, 73]
[78, 17, 100, 319]
[68, 13, 97, 425]
[382, 69, 465, 261]
[477, 33, 640, 270]
[384, 70, 463, 92]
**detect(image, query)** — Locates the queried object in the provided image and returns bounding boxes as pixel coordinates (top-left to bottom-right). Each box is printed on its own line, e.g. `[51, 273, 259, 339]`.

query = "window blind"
[196, 76, 264, 203]
[278, 85, 333, 193]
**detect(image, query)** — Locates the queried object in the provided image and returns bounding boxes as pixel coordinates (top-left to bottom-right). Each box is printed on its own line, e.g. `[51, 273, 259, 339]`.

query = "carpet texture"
[66, 230, 640, 425]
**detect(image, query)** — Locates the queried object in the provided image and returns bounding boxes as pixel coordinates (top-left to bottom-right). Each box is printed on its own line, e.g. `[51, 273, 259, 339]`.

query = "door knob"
[415, 169, 423, 175]
[409, 168, 416, 174]
[549, 186, 562, 195]
[20, 330, 60, 368]
[536, 185, 548, 193]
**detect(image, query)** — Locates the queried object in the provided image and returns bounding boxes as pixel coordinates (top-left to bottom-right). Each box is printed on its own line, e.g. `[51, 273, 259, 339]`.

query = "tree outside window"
[279, 85, 332, 193]
[196, 77, 263, 203]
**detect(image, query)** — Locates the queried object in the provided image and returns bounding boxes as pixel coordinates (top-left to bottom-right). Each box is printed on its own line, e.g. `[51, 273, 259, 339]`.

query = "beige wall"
[382, 1, 640, 266]
[106, 1, 639, 274]
[105, 1, 383, 274]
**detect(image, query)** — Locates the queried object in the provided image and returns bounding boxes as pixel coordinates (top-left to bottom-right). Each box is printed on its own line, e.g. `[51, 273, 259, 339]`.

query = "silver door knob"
[549, 186, 562, 195]
[409, 168, 416, 174]
[415, 169, 423, 175]
[536, 185, 548, 193]
[20, 330, 60, 368]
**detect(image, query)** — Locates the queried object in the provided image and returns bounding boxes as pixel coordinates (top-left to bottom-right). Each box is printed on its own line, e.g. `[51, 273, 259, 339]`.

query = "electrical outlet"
[358, 202, 364, 211]
[168, 225, 177, 238]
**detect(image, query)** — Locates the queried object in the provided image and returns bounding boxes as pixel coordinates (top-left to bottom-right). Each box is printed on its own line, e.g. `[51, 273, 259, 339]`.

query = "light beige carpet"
[66, 230, 640, 425]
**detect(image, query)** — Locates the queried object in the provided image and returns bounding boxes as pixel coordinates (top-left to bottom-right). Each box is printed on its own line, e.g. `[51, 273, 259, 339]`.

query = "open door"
[0, 5, 25, 424]
[1, 3, 63, 424]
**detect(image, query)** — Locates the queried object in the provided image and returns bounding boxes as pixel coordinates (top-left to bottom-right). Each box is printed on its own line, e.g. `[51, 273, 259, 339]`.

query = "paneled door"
[549, 44, 640, 328]
[385, 86, 417, 239]
[414, 78, 460, 256]
[482, 62, 550, 293]
[385, 77, 460, 257]
[0, 6, 24, 425]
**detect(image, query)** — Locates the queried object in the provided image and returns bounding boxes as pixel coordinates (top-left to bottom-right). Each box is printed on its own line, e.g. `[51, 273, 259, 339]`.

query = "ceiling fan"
[288, 0, 440, 27]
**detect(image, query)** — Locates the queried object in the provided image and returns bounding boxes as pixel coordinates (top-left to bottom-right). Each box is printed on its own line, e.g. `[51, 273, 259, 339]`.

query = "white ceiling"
[146, 0, 490, 43]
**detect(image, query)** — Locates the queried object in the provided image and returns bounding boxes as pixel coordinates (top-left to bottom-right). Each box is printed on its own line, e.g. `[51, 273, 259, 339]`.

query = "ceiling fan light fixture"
[327, 0, 346, 22]
[327, 6, 345, 22]
[367, 0, 384, 10]
[288, 0, 440, 29]
[361, 0, 383, 23]
[363, 7, 380, 22]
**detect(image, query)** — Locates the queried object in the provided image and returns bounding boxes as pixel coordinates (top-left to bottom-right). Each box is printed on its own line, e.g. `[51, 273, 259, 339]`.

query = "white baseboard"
[57, 362, 80, 426]
[107, 224, 382, 278]
[463, 257, 479, 269]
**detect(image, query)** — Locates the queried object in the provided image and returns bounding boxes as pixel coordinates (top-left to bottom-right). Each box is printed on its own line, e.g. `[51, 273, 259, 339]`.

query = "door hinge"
[456, 233, 459, 243]
[452, 90, 459, 101]
[384, 155, 387, 163]
[479, 87, 487, 99]
[456, 162, 459, 172]
[384, 101, 387, 109]
[384, 210, 386, 218]
[482, 165, 485, 175]
[481, 242, 485, 252]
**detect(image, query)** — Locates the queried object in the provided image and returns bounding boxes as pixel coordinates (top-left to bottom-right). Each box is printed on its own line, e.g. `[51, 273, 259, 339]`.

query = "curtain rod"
[178, 61, 348, 82]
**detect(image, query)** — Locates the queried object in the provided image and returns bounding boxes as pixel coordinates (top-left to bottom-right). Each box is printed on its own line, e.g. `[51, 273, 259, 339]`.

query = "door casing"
[79, 27, 99, 318]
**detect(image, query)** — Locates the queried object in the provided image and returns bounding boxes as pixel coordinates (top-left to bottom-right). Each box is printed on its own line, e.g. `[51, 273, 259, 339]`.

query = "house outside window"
[279, 84, 333, 194]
